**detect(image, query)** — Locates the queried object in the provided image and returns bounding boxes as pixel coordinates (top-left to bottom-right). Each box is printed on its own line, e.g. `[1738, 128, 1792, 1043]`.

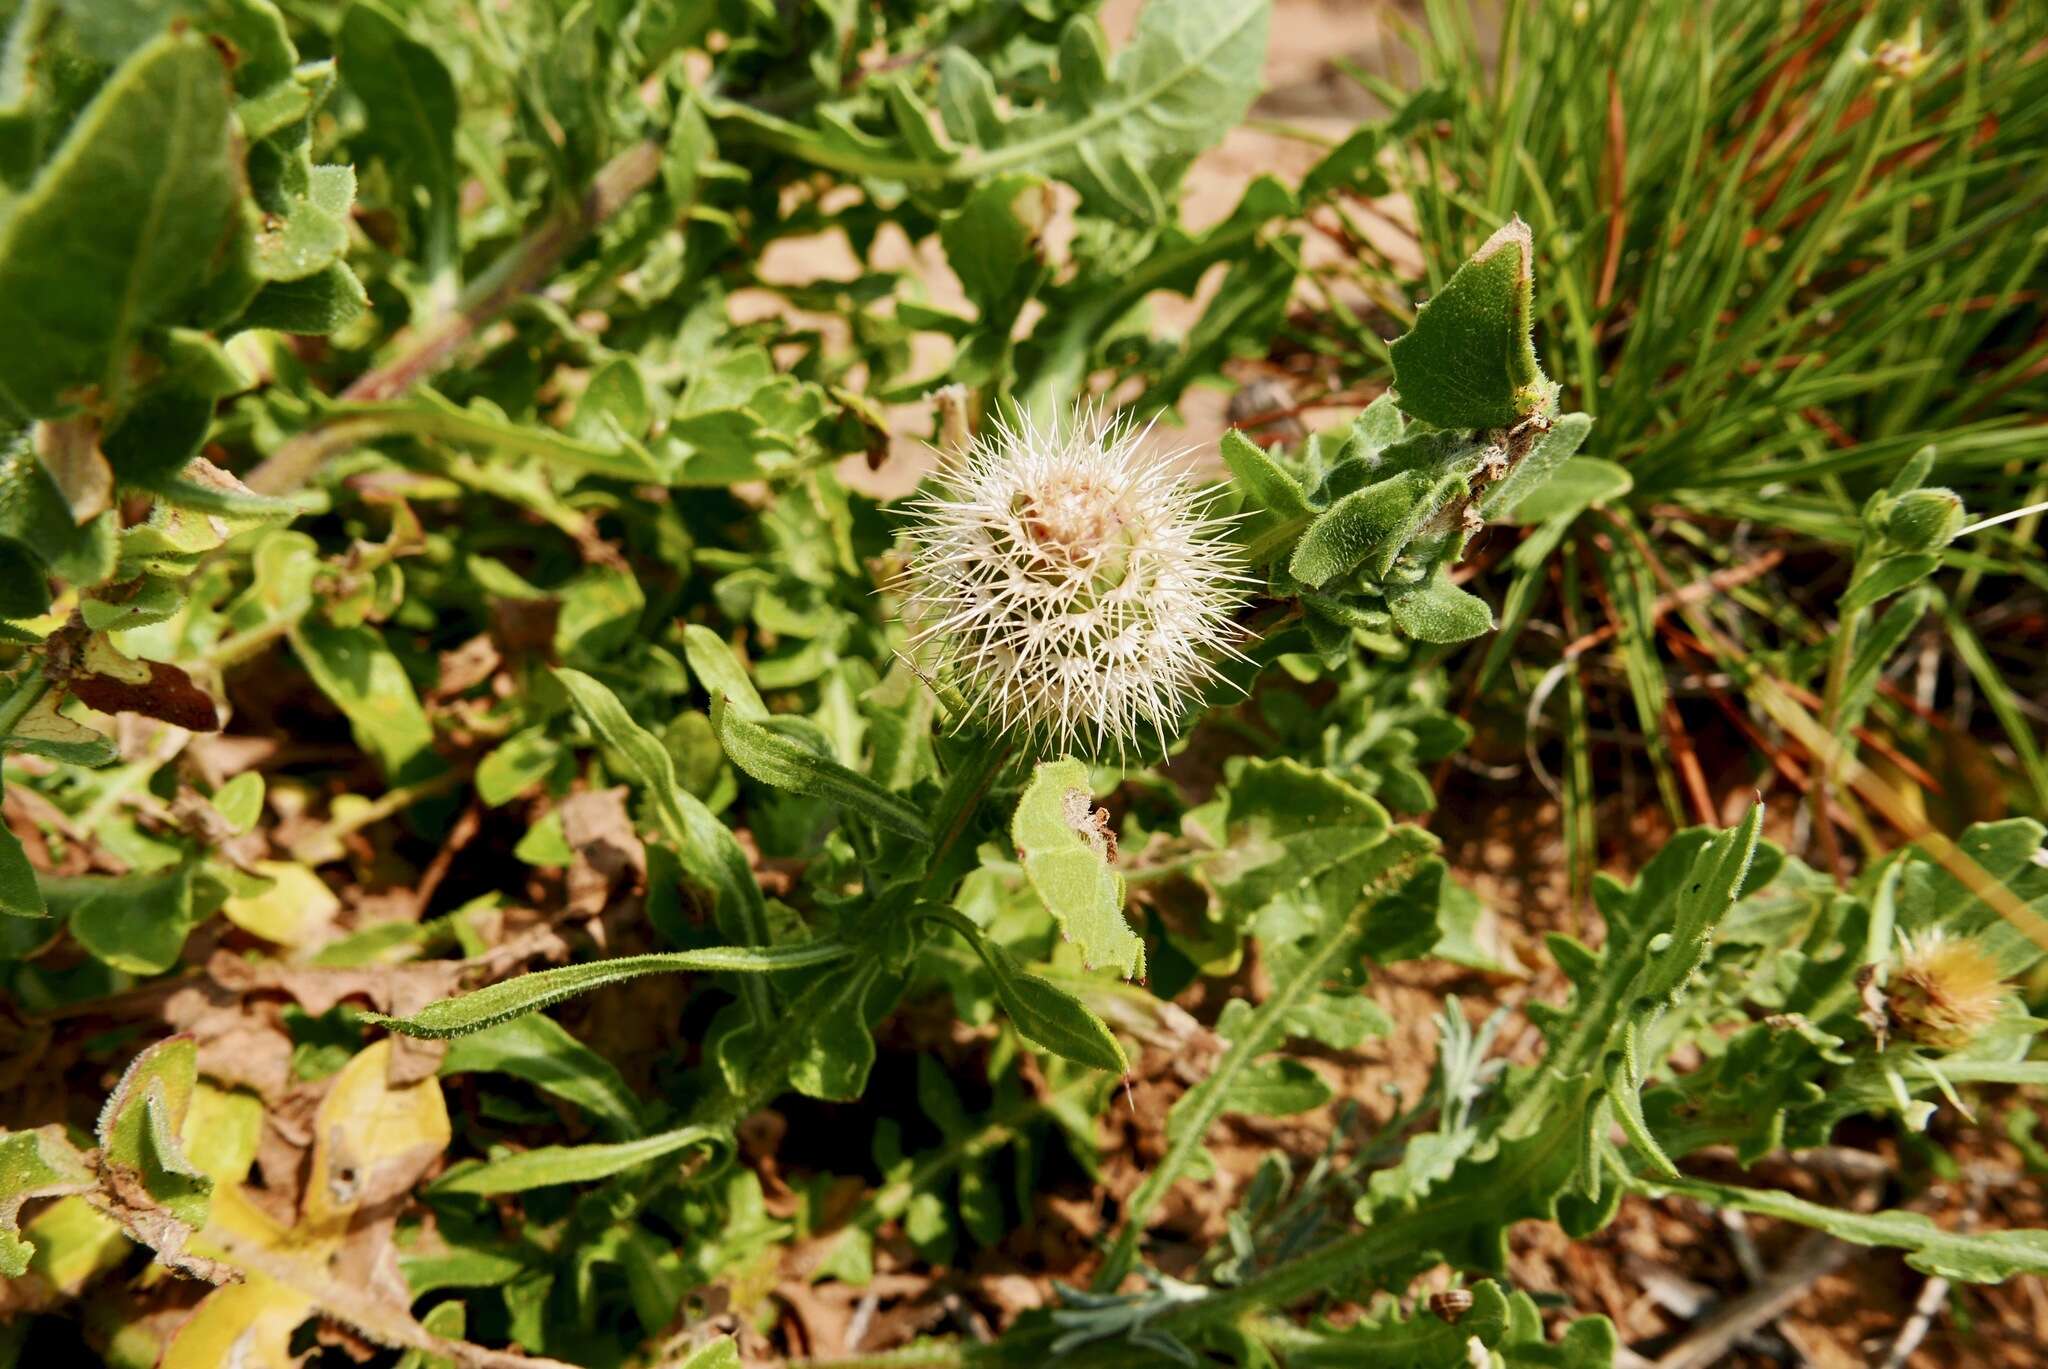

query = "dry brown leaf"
[206, 949, 463, 1019]
[559, 785, 645, 916]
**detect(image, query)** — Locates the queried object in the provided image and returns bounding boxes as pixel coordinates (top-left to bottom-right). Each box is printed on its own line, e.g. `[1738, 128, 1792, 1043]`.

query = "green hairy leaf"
[439, 1014, 644, 1139]
[1388, 217, 1552, 431]
[372, 943, 855, 1039]
[433, 1125, 730, 1195]
[555, 667, 774, 973]
[96, 1037, 213, 1232]
[0, 1128, 96, 1277]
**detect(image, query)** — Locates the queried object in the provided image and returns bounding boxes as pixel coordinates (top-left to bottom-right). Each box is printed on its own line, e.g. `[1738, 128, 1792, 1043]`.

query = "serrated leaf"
[1389, 218, 1551, 432]
[1098, 831, 1438, 1288]
[1013, 758, 1142, 979]
[1213, 1055, 1331, 1122]
[712, 694, 931, 842]
[371, 942, 854, 1039]
[0, 32, 238, 419]
[946, 0, 1268, 221]
[1201, 757, 1391, 919]
[1643, 1175, 2048, 1282]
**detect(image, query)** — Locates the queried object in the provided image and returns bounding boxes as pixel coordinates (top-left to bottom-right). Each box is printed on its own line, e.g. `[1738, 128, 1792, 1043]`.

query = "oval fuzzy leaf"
[1387, 566, 1495, 644]
[712, 695, 931, 843]
[1220, 427, 1313, 565]
[1288, 470, 1434, 589]
[0, 32, 238, 418]
[432, 1124, 730, 1196]
[97, 1036, 212, 1230]
[370, 942, 856, 1039]
[63, 863, 197, 974]
[922, 904, 1127, 1073]
[1388, 218, 1551, 432]
[1012, 758, 1142, 979]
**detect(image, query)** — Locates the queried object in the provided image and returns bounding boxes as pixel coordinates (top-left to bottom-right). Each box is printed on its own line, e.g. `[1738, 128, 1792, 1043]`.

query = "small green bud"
[1881, 487, 1965, 551]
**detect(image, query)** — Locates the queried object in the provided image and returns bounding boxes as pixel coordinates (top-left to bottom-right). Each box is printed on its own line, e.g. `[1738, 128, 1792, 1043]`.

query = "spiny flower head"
[1887, 929, 2011, 1052]
[899, 410, 1247, 758]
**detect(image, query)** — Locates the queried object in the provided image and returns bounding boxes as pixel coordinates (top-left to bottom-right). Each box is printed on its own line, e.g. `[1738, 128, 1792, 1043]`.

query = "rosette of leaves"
[1225, 219, 1595, 650]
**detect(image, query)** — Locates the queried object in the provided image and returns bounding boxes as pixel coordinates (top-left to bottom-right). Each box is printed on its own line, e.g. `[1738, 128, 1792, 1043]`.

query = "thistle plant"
[1887, 929, 2013, 1053]
[900, 413, 1247, 759]
[4, 2, 2046, 1366]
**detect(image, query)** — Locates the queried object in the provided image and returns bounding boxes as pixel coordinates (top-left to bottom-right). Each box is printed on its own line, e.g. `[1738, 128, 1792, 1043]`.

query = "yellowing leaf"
[222, 860, 341, 949]
[180, 1083, 265, 1186]
[160, 1276, 314, 1369]
[303, 1040, 451, 1233]
[24, 1196, 128, 1295]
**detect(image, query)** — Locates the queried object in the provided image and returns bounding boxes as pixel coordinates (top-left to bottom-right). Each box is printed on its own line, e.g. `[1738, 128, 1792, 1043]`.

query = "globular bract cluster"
[900, 413, 1247, 758]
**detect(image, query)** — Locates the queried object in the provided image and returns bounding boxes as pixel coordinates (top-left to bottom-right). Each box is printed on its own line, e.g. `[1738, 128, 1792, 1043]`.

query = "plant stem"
[246, 139, 665, 495]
